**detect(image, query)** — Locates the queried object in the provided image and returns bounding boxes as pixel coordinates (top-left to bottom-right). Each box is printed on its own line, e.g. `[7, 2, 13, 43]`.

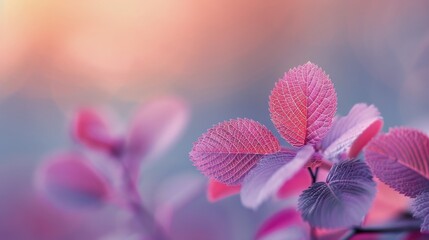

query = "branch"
[340, 220, 421, 240]
[120, 162, 169, 240]
[308, 167, 319, 240]
[307, 167, 319, 184]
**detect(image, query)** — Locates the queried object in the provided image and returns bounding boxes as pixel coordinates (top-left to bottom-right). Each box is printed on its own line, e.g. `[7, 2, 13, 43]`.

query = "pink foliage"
[269, 62, 337, 147]
[72, 108, 118, 153]
[365, 178, 410, 225]
[207, 179, 241, 202]
[276, 168, 311, 199]
[349, 118, 383, 158]
[255, 208, 308, 240]
[36, 152, 111, 208]
[365, 128, 429, 197]
[190, 118, 280, 185]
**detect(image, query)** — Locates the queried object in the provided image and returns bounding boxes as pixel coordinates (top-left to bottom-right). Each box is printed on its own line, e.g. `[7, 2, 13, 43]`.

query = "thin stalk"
[120, 162, 168, 240]
[340, 220, 421, 240]
[307, 167, 319, 184]
[308, 167, 319, 240]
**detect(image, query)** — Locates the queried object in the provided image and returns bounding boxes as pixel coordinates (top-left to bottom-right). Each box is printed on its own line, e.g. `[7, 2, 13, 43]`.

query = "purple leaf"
[72, 108, 119, 153]
[124, 96, 189, 180]
[241, 145, 314, 209]
[207, 179, 241, 202]
[322, 103, 383, 160]
[364, 128, 429, 197]
[35, 152, 111, 208]
[255, 208, 308, 240]
[190, 118, 280, 185]
[269, 62, 337, 147]
[298, 159, 376, 228]
[411, 192, 429, 232]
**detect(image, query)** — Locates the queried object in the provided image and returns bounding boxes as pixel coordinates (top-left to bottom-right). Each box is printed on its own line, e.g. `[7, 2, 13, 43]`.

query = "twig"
[307, 167, 319, 184]
[120, 162, 168, 240]
[340, 221, 421, 240]
[307, 167, 319, 240]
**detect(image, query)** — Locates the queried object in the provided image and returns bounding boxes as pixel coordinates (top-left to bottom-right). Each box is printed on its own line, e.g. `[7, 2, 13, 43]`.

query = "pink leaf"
[35, 152, 111, 208]
[72, 108, 119, 153]
[255, 208, 307, 240]
[240, 145, 314, 209]
[190, 118, 280, 185]
[207, 179, 241, 202]
[124, 96, 189, 179]
[322, 103, 383, 160]
[365, 178, 410, 225]
[349, 119, 383, 158]
[276, 167, 311, 199]
[365, 128, 429, 197]
[269, 62, 337, 147]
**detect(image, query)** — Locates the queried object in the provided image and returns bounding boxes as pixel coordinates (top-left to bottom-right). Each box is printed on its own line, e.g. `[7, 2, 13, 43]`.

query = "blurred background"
[1, 1, 429, 239]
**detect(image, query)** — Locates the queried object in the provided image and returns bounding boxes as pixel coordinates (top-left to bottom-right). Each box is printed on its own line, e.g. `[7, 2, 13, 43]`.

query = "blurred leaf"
[36, 152, 111, 208]
[365, 178, 410, 224]
[276, 167, 311, 199]
[154, 173, 204, 233]
[72, 108, 120, 154]
[207, 179, 240, 202]
[255, 208, 308, 240]
[124, 96, 189, 180]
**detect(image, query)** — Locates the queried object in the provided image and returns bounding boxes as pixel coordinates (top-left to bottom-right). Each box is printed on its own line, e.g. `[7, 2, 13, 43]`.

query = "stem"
[120, 162, 168, 240]
[310, 227, 317, 240]
[307, 167, 319, 240]
[340, 220, 421, 240]
[307, 167, 319, 184]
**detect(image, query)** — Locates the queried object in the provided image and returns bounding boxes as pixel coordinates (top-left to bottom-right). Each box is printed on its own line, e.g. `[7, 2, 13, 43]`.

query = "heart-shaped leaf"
[35, 152, 111, 208]
[72, 108, 119, 153]
[298, 159, 376, 228]
[412, 192, 429, 232]
[207, 179, 241, 202]
[255, 208, 308, 240]
[269, 62, 337, 147]
[365, 128, 429, 197]
[322, 103, 383, 160]
[241, 145, 314, 209]
[190, 118, 280, 185]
